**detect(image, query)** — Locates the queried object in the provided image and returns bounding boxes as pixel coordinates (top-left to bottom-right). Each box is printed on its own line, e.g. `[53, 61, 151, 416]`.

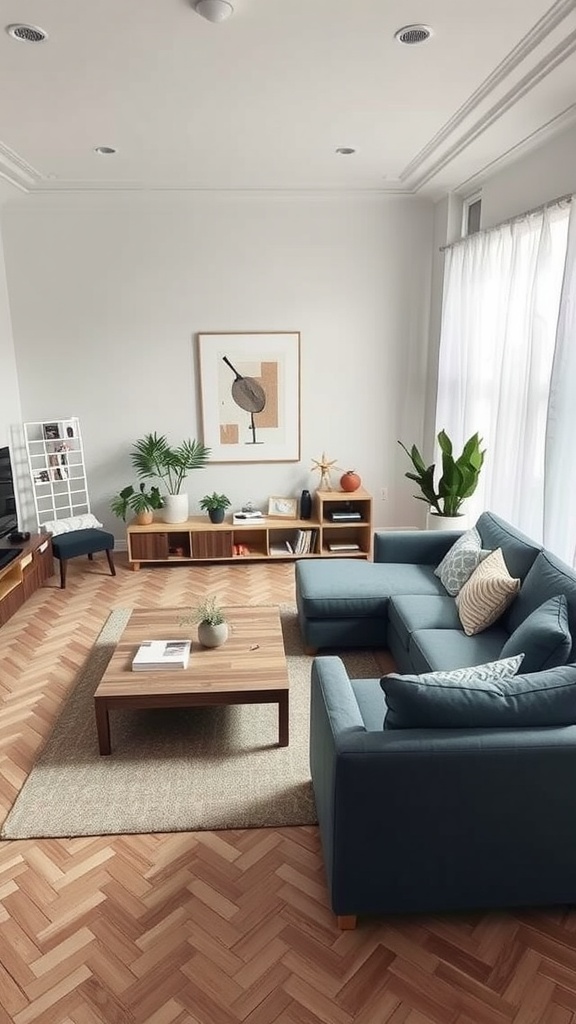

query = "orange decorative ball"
[340, 470, 361, 492]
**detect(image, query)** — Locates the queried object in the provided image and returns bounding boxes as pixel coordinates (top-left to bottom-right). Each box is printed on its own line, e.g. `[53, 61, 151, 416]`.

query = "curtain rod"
[439, 191, 574, 252]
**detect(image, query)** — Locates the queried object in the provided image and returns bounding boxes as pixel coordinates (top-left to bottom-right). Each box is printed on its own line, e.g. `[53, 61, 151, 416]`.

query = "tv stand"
[0, 535, 54, 626]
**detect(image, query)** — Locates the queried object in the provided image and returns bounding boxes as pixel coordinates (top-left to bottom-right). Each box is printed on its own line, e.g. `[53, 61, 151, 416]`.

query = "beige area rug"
[1, 606, 382, 839]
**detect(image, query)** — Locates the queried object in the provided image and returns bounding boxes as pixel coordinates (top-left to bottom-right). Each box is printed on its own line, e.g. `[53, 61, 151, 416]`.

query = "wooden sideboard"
[0, 535, 54, 626]
[126, 489, 373, 569]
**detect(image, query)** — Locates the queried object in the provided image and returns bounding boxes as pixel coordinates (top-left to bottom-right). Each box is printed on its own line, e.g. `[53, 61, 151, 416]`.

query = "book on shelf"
[328, 510, 362, 521]
[327, 541, 361, 552]
[232, 511, 264, 525]
[132, 640, 191, 672]
[269, 540, 293, 555]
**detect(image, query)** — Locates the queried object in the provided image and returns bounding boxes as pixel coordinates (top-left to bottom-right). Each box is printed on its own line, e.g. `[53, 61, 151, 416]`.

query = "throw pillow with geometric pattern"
[434, 527, 489, 596]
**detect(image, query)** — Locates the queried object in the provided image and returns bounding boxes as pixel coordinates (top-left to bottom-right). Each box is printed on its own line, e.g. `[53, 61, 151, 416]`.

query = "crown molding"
[402, 1, 576, 192]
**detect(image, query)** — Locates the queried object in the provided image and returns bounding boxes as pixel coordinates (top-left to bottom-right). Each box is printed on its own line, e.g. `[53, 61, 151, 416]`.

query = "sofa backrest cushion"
[500, 594, 572, 673]
[506, 550, 576, 660]
[475, 511, 541, 581]
[381, 662, 576, 729]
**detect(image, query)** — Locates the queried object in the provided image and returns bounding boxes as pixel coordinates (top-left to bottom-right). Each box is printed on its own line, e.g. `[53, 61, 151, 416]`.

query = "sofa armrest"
[373, 529, 464, 565]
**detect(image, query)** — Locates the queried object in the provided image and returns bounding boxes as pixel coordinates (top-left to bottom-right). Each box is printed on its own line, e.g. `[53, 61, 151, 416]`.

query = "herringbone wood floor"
[1, 554, 576, 1024]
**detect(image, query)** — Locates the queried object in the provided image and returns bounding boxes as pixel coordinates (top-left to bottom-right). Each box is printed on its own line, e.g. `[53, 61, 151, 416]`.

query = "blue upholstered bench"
[50, 529, 116, 588]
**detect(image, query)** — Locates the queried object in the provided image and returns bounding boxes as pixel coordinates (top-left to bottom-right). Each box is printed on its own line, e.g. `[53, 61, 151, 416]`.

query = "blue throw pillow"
[381, 662, 576, 729]
[500, 594, 571, 673]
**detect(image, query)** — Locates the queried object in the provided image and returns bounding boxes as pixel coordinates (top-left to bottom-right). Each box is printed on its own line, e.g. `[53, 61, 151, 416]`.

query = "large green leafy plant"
[131, 433, 210, 494]
[399, 429, 485, 517]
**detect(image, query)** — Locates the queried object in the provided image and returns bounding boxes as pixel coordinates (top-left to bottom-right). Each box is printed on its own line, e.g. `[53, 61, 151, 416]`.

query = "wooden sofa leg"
[337, 915, 357, 930]
[105, 549, 117, 577]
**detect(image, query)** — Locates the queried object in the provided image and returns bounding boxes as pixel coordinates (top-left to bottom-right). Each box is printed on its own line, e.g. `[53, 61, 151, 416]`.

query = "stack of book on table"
[132, 640, 191, 671]
[327, 541, 361, 552]
[232, 510, 264, 525]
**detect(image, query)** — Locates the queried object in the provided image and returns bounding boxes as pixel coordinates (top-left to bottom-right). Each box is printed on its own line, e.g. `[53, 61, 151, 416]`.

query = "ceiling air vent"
[6, 24, 47, 43]
[395, 24, 432, 45]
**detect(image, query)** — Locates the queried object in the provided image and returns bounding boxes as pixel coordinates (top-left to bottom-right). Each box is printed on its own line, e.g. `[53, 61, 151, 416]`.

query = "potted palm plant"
[399, 429, 485, 529]
[130, 432, 211, 524]
[110, 483, 163, 525]
[199, 492, 231, 524]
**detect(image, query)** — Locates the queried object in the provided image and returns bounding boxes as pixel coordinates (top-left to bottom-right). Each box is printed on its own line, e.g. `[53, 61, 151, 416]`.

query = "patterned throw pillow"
[456, 548, 520, 636]
[42, 513, 103, 536]
[434, 527, 489, 596]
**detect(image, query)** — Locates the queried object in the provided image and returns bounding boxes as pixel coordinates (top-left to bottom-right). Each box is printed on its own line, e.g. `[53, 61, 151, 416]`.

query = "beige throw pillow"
[455, 547, 520, 636]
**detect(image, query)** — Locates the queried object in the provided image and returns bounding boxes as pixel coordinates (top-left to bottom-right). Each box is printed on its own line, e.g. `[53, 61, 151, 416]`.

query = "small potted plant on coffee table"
[199, 492, 231, 524]
[193, 596, 228, 648]
[110, 483, 163, 525]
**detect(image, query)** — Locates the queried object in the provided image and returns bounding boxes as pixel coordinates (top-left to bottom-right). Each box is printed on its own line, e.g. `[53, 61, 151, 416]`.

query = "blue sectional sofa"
[297, 513, 576, 926]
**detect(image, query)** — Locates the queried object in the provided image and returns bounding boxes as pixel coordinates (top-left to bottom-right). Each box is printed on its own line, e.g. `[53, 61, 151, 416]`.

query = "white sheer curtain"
[436, 200, 573, 559]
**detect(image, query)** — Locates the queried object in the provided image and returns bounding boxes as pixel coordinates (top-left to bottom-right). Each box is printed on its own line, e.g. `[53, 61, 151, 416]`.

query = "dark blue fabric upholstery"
[311, 656, 576, 919]
[51, 529, 115, 560]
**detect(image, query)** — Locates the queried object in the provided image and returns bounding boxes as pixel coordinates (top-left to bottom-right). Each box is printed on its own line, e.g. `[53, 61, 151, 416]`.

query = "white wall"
[478, 122, 576, 228]
[0, 231, 20, 447]
[1, 192, 435, 536]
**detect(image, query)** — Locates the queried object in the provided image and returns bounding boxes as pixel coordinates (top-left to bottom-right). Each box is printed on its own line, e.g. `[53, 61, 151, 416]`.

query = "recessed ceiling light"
[335, 147, 356, 156]
[394, 24, 432, 45]
[94, 146, 117, 155]
[194, 1, 233, 22]
[6, 23, 47, 43]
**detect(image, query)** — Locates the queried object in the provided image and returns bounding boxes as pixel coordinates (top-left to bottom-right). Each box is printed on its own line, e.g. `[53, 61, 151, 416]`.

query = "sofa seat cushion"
[295, 560, 445, 620]
[506, 551, 576, 659]
[500, 594, 572, 673]
[409, 627, 509, 674]
[389, 595, 462, 652]
[381, 663, 576, 730]
[351, 678, 386, 731]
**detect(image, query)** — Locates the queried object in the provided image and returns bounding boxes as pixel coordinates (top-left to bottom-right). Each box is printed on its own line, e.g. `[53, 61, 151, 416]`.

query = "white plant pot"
[426, 511, 468, 531]
[198, 621, 228, 648]
[162, 493, 189, 524]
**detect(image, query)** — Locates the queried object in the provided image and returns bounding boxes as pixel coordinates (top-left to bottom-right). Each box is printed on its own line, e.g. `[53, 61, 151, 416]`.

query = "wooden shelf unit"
[126, 489, 373, 569]
[0, 535, 54, 626]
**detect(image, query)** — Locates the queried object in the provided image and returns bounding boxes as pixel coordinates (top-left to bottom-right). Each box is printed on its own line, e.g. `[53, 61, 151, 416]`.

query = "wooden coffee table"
[93, 605, 289, 755]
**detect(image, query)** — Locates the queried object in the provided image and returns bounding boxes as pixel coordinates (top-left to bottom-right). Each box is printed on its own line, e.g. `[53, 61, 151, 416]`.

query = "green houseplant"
[399, 429, 485, 521]
[199, 492, 231, 524]
[130, 432, 211, 524]
[110, 483, 163, 525]
[192, 596, 228, 648]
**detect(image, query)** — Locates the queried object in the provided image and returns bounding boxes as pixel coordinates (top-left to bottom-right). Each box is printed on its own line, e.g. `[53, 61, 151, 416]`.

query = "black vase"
[300, 489, 312, 520]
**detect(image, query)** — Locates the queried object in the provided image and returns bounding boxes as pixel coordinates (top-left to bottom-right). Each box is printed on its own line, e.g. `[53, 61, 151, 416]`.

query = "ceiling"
[0, 0, 575, 198]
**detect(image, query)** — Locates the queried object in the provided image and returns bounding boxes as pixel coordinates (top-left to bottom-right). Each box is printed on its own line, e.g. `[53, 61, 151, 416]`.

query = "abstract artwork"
[197, 332, 300, 463]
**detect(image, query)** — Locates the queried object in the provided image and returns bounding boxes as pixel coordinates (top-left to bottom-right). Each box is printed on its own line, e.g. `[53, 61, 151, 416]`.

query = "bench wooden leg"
[59, 559, 67, 589]
[337, 915, 357, 930]
[105, 549, 116, 577]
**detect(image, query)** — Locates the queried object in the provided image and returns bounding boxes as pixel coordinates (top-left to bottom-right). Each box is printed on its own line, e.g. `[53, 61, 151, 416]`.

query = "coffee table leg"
[94, 698, 112, 755]
[278, 693, 289, 746]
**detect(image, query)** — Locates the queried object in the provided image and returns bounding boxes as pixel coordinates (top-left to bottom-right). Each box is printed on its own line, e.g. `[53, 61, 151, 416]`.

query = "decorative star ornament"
[311, 452, 339, 491]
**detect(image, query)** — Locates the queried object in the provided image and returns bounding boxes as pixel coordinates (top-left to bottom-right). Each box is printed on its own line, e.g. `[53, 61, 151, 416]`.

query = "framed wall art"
[197, 331, 300, 463]
[267, 496, 298, 518]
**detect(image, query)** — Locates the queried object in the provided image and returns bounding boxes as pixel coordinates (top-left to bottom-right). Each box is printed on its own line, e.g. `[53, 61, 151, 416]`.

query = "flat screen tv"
[0, 445, 18, 540]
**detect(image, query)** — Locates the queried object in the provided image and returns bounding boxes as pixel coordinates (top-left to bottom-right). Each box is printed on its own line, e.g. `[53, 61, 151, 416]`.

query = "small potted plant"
[193, 596, 228, 648]
[110, 483, 163, 525]
[198, 492, 231, 524]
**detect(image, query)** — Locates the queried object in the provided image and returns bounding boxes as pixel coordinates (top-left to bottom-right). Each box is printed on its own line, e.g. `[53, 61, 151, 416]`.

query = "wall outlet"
[380, 487, 388, 501]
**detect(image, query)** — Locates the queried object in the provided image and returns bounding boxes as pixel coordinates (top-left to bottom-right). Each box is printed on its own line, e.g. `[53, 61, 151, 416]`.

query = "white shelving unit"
[23, 417, 91, 530]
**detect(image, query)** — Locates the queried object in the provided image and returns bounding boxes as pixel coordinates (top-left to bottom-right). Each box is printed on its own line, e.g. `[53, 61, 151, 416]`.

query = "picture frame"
[197, 331, 300, 463]
[267, 496, 298, 519]
[43, 422, 60, 441]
